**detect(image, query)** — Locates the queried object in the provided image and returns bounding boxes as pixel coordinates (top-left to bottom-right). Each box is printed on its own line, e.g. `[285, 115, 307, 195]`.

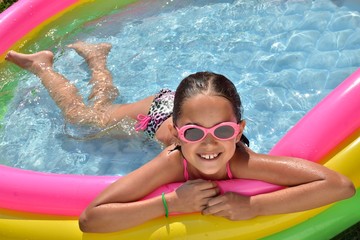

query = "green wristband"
[161, 192, 169, 218]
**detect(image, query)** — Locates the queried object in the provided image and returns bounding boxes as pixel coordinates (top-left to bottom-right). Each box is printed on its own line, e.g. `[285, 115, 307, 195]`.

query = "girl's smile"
[199, 153, 220, 160]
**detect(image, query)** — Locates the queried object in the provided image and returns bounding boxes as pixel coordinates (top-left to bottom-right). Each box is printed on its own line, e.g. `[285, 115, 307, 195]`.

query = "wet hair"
[173, 72, 249, 146]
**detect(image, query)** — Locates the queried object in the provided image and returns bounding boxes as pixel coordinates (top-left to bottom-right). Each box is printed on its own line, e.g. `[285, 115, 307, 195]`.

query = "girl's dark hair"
[173, 72, 249, 146]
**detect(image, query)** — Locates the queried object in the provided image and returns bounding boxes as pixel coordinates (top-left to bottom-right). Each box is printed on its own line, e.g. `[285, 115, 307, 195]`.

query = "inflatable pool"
[0, 0, 359, 239]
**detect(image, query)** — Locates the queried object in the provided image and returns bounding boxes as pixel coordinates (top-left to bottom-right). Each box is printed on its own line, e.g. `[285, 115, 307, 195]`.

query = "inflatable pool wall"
[0, 0, 140, 60]
[0, 0, 359, 239]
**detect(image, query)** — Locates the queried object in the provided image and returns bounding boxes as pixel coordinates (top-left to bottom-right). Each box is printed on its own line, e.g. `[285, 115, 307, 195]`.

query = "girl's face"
[172, 94, 245, 179]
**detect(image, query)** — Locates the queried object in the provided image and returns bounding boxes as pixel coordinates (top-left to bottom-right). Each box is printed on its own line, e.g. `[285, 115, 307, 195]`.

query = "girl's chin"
[195, 160, 225, 177]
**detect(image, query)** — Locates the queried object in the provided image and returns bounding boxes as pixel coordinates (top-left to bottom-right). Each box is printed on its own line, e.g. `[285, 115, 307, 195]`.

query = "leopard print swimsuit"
[135, 89, 175, 139]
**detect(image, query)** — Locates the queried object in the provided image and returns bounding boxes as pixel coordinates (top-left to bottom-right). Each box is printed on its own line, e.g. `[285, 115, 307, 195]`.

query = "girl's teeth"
[200, 153, 219, 160]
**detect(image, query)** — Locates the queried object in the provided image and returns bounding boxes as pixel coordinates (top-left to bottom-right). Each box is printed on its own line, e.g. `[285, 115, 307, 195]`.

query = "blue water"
[1, 0, 360, 175]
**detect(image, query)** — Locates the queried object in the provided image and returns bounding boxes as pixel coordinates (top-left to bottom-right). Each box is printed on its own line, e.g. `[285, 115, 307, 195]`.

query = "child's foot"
[5, 50, 54, 74]
[68, 41, 112, 63]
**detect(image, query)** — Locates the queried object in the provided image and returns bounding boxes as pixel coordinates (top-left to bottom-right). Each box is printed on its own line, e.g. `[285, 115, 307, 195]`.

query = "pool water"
[1, 0, 360, 175]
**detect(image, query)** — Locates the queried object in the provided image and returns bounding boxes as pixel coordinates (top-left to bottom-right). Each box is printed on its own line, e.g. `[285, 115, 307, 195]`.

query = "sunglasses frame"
[176, 121, 241, 143]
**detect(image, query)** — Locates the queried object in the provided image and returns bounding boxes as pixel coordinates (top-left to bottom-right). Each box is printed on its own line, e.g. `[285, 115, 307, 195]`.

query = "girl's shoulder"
[231, 144, 265, 178]
[231, 144, 316, 181]
[233, 143, 255, 160]
[158, 144, 183, 163]
[148, 144, 185, 181]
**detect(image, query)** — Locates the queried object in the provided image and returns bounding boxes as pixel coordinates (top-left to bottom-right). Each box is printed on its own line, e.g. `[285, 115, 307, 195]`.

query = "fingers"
[201, 195, 225, 216]
[187, 179, 219, 198]
[186, 179, 218, 191]
[201, 193, 252, 220]
[202, 204, 226, 216]
[176, 180, 219, 212]
[207, 195, 224, 207]
[202, 192, 236, 216]
[202, 208, 228, 218]
[187, 179, 216, 187]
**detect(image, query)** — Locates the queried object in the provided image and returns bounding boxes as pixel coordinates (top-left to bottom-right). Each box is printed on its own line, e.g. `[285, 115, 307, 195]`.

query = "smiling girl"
[5, 44, 355, 233]
[77, 71, 355, 233]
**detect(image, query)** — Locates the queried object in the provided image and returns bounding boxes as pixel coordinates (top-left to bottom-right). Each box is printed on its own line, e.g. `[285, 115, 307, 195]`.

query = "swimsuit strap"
[226, 161, 233, 179]
[183, 159, 189, 181]
[183, 159, 233, 180]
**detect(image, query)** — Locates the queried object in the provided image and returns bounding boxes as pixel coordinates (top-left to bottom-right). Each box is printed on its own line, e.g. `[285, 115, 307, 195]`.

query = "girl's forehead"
[179, 94, 236, 126]
[185, 93, 224, 102]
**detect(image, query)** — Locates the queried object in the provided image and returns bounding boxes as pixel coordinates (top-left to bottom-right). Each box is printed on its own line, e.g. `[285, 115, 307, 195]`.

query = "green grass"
[0, 0, 18, 13]
[333, 221, 360, 240]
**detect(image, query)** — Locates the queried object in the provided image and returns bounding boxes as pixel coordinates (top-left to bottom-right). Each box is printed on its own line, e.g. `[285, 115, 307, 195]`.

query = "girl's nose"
[202, 132, 217, 144]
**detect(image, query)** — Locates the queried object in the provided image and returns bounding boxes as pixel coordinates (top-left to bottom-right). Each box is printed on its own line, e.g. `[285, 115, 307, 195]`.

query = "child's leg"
[5, 49, 153, 128]
[68, 41, 119, 110]
[5, 50, 104, 126]
[5, 48, 168, 142]
[67, 42, 157, 128]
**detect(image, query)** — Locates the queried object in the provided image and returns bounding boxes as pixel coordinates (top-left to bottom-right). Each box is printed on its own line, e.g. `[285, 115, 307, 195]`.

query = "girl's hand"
[202, 192, 257, 220]
[168, 179, 219, 214]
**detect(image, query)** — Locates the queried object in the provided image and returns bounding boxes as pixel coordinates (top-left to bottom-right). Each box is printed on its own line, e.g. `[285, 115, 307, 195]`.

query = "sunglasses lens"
[214, 125, 235, 139]
[184, 128, 205, 142]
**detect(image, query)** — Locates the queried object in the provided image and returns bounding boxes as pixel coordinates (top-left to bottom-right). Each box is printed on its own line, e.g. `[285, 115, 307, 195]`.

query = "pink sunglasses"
[176, 122, 241, 143]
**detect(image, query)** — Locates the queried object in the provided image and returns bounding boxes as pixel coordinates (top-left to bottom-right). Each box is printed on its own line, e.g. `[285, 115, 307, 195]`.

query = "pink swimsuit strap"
[183, 159, 233, 180]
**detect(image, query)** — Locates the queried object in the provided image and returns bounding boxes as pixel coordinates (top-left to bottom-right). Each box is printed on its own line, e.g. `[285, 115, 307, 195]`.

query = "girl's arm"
[250, 154, 355, 217]
[203, 150, 355, 220]
[79, 146, 219, 233]
[80, 194, 166, 232]
[79, 146, 181, 233]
